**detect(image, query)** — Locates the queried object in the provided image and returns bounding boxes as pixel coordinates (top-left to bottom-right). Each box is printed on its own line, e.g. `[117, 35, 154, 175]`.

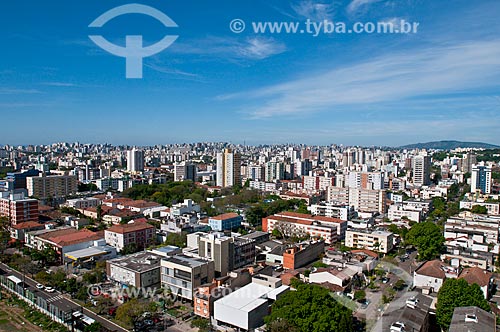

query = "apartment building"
[327, 186, 387, 214]
[460, 200, 499, 215]
[26, 174, 78, 199]
[308, 203, 356, 221]
[444, 213, 500, 246]
[262, 212, 347, 243]
[348, 188, 387, 214]
[216, 149, 241, 188]
[160, 254, 215, 300]
[345, 229, 394, 253]
[388, 204, 421, 222]
[197, 233, 255, 276]
[104, 222, 155, 252]
[106, 251, 161, 288]
[0, 191, 39, 225]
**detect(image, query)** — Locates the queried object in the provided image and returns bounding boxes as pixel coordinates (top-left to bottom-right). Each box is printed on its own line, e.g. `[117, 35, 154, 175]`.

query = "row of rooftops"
[415, 260, 493, 287]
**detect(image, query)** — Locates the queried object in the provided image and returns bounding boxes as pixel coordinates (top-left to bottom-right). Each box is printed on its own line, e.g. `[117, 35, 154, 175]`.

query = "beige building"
[161, 254, 215, 300]
[216, 149, 241, 188]
[27, 174, 78, 199]
[345, 229, 394, 253]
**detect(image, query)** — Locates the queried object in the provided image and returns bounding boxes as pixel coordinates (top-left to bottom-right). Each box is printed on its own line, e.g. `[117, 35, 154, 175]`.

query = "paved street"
[0, 262, 129, 332]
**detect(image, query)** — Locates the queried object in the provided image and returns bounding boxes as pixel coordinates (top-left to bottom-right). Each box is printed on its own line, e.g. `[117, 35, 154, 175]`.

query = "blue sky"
[1, 0, 499, 146]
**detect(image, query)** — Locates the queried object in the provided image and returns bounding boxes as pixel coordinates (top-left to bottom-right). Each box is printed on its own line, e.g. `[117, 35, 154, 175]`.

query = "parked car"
[390, 322, 406, 332]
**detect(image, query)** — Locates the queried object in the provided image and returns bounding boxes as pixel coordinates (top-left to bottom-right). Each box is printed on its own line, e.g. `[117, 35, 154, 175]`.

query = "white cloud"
[347, 0, 382, 15]
[170, 36, 286, 61]
[291, 1, 339, 21]
[220, 40, 500, 118]
[0, 88, 41, 94]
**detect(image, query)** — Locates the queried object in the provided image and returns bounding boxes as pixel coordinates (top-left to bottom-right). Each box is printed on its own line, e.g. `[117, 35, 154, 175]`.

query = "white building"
[412, 154, 431, 187]
[214, 275, 289, 331]
[308, 203, 356, 221]
[388, 204, 421, 222]
[345, 229, 394, 253]
[126, 148, 144, 173]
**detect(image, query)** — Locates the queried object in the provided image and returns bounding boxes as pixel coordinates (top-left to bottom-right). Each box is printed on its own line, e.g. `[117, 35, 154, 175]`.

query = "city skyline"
[1, 0, 500, 146]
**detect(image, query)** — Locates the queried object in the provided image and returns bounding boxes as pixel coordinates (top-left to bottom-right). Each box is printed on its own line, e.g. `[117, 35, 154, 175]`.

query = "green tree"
[405, 222, 444, 260]
[115, 298, 156, 327]
[191, 317, 210, 332]
[84, 322, 102, 332]
[265, 283, 353, 332]
[436, 278, 490, 331]
[471, 205, 488, 214]
[354, 290, 366, 301]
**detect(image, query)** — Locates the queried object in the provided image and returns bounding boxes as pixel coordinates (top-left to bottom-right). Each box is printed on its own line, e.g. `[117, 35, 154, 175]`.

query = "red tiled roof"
[415, 260, 446, 279]
[106, 222, 155, 234]
[459, 267, 492, 287]
[351, 249, 379, 259]
[277, 211, 344, 224]
[210, 213, 240, 220]
[49, 229, 103, 247]
[11, 221, 44, 230]
[39, 228, 79, 240]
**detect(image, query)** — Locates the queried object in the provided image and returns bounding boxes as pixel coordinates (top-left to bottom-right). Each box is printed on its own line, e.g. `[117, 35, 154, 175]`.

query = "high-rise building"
[126, 148, 144, 173]
[216, 149, 241, 187]
[471, 163, 492, 194]
[264, 162, 285, 182]
[174, 162, 197, 182]
[412, 155, 430, 187]
[461, 153, 477, 173]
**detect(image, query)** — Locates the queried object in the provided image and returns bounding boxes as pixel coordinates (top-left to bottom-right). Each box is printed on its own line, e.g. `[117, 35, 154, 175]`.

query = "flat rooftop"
[108, 252, 161, 272]
[215, 282, 289, 313]
[163, 254, 210, 268]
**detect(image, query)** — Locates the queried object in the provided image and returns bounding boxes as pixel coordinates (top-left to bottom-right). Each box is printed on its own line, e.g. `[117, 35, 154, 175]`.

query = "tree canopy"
[265, 284, 353, 332]
[436, 278, 490, 331]
[471, 205, 488, 214]
[405, 222, 444, 260]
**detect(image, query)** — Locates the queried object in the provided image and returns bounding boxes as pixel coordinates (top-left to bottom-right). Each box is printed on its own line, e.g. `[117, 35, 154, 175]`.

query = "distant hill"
[399, 140, 500, 150]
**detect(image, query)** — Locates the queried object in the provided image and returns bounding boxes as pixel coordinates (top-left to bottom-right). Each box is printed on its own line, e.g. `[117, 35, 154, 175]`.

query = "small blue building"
[209, 213, 242, 231]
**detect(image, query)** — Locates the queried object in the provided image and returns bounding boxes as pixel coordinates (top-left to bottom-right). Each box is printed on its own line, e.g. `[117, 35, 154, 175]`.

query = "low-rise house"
[458, 267, 493, 299]
[449, 306, 496, 332]
[10, 221, 45, 241]
[413, 260, 459, 294]
[308, 267, 358, 292]
[380, 294, 433, 332]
